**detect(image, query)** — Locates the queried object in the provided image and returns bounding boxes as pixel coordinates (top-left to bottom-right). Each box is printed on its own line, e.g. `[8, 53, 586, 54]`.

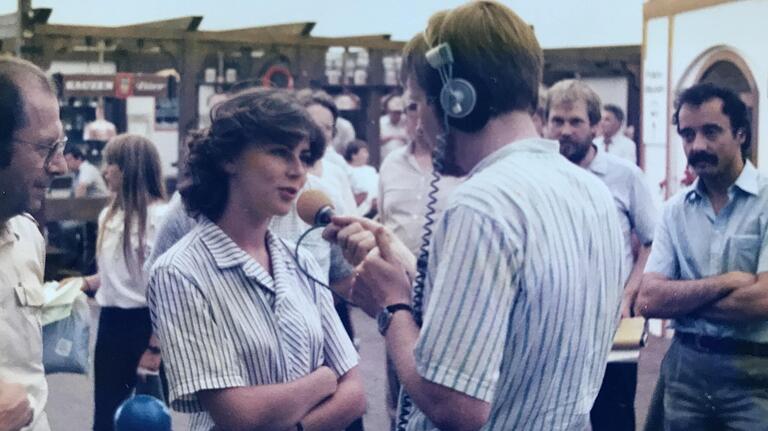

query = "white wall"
[642, 17, 670, 208]
[583, 77, 629, 117]
[643, 0, 766, 201]
[126, 96, 178, 179]
[48, 61, 117, 75]
[671, 0, 766, 169]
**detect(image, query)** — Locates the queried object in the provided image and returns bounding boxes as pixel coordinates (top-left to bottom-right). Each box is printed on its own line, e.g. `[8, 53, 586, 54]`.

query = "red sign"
[114, 73, 134, 98]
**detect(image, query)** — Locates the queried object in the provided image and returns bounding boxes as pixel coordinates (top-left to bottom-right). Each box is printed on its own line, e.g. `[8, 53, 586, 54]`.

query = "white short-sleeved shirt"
[0, 215, 50, 431]
[319, 150, 359, 216]
[378, 143, 462, 256]
[74, 160, 108, 197]
[148, 219, 358, 431]
[350, 165, 378, 215]
[595, 134, 638, 165]
[96, 202, 168, 308]
[405, 139, 627, 430]
[588, 150, 657, 274]
[587, 149, 658, 362]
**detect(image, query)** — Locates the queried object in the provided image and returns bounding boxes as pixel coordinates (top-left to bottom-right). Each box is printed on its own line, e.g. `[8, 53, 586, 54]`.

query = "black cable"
[289, 226, 332, 299]
[396, 119, 449, 431]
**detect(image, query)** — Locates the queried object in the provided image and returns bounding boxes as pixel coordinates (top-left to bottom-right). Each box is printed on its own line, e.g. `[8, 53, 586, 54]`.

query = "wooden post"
[16, 0, 31, 57]
[177, 37, 205, 164]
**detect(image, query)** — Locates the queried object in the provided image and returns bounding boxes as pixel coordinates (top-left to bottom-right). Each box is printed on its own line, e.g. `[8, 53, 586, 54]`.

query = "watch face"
[377, 310, 390, 335]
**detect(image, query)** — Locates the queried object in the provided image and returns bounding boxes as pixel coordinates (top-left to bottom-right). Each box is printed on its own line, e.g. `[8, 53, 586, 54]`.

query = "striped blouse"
[405, 138, 627, 430]
[147, 218, 358, 430]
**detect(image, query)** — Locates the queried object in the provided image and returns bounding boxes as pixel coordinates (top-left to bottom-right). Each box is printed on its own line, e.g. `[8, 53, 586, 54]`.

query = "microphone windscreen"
[297, 189, 334, 226]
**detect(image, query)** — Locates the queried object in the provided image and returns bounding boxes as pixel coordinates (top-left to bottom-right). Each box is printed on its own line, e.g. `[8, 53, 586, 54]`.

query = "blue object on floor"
[114, 395, 171, 431]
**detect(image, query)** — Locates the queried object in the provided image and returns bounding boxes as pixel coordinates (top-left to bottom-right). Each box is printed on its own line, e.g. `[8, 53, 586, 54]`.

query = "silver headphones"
[424, 42, 477, 119]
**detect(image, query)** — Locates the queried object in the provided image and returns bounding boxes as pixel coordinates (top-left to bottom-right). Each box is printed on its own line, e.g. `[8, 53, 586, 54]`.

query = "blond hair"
[545, 79, 603, 126]
[98, 134, 165, 274]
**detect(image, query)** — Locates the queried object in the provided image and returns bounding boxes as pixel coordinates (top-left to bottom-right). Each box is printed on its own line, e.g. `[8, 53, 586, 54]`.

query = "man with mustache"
[544, 79, 657, 431]
[636, 83, 768, 430]
[0, 57, 68, 431]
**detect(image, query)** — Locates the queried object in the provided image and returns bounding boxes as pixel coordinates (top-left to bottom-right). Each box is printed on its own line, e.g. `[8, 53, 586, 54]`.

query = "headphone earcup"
[445, 78, 491, 133]
[439, 79, 477, 119]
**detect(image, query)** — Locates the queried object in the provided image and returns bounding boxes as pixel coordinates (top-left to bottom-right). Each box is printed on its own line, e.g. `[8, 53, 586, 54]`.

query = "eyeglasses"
[16, 136, 68, 166]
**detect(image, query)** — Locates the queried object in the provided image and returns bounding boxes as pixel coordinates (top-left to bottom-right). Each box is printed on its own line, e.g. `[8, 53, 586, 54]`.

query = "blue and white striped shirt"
[147, 218, 358, 430]
[406, 138, 627, 430]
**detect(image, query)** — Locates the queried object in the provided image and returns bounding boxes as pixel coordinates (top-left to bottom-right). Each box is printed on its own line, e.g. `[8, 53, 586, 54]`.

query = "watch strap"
[385, 303, 413, 314]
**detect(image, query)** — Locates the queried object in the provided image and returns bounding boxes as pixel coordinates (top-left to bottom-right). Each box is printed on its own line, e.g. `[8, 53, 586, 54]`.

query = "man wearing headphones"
[325, 2, 626, 429]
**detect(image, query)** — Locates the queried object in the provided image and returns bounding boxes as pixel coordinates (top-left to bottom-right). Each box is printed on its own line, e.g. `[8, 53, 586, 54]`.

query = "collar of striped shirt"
[197, 217, 298, 293]
[467, 138, 559, 178]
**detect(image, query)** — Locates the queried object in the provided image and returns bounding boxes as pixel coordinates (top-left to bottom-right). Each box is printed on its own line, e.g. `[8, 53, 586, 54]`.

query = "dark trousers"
[643, 374, 665, 431]
[93, 307, 152, 431]
[662, 338, 768, 431]
[590, 362, 638, 431]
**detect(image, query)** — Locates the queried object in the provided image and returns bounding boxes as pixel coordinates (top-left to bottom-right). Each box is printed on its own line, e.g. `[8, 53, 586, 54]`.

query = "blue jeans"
[662, 337, 768, 431]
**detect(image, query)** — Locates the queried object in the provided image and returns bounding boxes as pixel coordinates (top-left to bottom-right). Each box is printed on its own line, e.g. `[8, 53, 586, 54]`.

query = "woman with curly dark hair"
[147, 87, 365, 431]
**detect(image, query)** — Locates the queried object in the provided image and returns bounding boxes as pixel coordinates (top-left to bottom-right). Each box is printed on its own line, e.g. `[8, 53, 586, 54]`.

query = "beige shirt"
[0, 215, 51, 431]
[378, 143, 462, 256]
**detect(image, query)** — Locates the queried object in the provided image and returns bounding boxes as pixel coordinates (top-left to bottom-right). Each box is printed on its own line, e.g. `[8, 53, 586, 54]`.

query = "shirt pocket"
[727, 234, 760, 273]
[13, 282, 44, 357]
[14, 282, 44, 308]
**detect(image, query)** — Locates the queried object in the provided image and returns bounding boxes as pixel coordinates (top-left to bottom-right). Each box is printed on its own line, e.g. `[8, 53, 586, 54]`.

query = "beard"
[559, 136, 593, 165]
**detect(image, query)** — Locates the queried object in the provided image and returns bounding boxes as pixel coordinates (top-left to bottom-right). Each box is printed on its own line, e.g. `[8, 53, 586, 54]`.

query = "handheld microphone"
[297, 189, 335, 226]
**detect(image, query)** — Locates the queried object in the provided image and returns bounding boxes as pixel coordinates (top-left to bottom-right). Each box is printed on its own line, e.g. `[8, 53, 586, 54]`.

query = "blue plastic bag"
[42, 294, 90, 374]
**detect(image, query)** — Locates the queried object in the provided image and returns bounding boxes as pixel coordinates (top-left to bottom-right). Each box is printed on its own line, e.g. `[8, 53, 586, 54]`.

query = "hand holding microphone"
[298, 189, 416, 318]
[298, 190, 379, 267]
[298, 190, 418, 275]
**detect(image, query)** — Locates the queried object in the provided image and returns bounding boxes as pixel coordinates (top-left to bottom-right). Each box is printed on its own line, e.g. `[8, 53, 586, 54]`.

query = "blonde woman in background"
[81, 134, 167, 431]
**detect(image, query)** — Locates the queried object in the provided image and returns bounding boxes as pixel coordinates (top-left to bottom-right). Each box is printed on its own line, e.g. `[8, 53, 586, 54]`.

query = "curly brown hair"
[180, 87, 324, 221]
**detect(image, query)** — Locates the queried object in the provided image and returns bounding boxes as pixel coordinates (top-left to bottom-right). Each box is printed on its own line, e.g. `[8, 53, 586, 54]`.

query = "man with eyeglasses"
[0, 57, 67, 431]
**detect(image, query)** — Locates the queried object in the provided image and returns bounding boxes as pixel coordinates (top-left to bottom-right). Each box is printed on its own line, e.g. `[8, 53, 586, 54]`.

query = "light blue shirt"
[645, 161, 768, 342]
[406, 138, 627, 430]
[588, 149, 657, 279]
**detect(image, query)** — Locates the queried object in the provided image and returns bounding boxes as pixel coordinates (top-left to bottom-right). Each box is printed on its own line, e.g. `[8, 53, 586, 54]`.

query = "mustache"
[688, 151, 719, 166]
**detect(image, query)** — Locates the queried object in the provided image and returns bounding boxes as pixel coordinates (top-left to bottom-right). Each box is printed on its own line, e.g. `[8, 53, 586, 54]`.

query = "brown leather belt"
[676, 332, 768, 357]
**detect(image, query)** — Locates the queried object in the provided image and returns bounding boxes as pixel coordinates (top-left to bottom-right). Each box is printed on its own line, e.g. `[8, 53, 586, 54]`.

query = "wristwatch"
[377, 303, 413, 336]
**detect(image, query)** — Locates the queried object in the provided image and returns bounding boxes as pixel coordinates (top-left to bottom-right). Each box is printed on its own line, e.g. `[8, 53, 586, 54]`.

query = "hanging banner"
[60, 74, 169, 98]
